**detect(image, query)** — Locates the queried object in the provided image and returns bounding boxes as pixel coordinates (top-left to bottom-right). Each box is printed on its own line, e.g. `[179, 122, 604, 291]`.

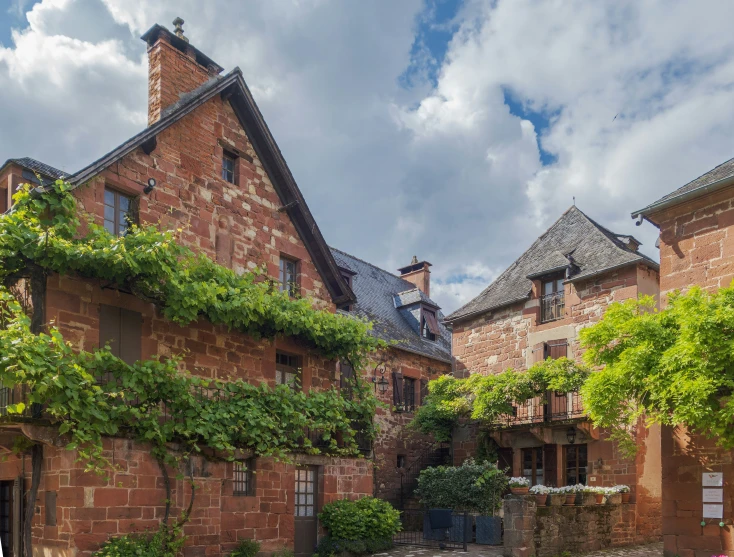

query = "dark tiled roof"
[4, 158, 66, 180]
[635, 156, 734, 216]
[446, 206, 659, 322]
[330, 248, 452, 363]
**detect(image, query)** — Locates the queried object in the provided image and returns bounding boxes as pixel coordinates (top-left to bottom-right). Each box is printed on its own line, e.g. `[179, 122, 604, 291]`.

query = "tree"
[580, 289, 734, 455]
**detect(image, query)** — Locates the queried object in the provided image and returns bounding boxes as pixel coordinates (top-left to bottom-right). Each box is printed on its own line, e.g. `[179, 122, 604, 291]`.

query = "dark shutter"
[99, 304, 121, 357]
[392, 372, 403, 408]
[120, 308, 142, 365]
[544, 444, 558, 487]
[498, 448, 513, 476]
[547, 339, 568, 360]
[533, 342, 546, 363]
[12, 477, 21, 557]
[423, 310, 440, 335]
[419, 379, 429, 406]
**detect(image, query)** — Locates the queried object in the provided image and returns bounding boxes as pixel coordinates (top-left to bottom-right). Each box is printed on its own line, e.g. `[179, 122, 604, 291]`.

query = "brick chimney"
[141, 18, 224, 125]
[398, 256, 432, 297]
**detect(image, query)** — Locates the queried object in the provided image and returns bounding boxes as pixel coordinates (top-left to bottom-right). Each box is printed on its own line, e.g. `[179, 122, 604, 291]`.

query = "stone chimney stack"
[141, 18, 224, 125]
[398, 256, 432, 297]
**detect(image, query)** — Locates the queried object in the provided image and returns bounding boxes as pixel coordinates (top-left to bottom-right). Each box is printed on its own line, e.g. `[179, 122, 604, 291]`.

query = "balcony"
[541, 291, 565, 323]
[491, 391, 585, 429]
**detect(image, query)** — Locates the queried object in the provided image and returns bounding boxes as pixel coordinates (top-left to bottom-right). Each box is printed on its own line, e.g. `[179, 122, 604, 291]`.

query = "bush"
[272, 548, 294, 557]
[92, 525, 185, 557]
[314, 537, 393, 557]
[416, 459, 508, 515]
[231, 539, 261, 557]
[319, 497, 401, 542]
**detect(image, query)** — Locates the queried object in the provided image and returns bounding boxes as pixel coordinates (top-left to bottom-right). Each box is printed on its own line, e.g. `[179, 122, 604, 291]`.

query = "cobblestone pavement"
[378, 541, 663, 557]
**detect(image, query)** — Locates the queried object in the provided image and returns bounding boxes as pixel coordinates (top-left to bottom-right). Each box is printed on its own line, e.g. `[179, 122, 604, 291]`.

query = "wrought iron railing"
[393, 509, 469, 551]
[491, 391, 584, 429]
[541, 291, 565, 323]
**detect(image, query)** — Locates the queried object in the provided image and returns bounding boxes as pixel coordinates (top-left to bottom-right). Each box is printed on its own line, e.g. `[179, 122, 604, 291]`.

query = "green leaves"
[319, 497, 401, 542]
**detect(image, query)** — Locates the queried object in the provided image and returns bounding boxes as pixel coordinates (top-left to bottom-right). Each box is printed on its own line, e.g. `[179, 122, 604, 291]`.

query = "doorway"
[294, 467, 319, 557]
[0, 480, 14, 557]
[521, 447, 544, 486]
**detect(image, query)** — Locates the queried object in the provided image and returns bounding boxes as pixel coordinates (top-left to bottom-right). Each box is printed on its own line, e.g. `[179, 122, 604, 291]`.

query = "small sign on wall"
[703, 488, 724, 503]
[702, 472, 723, 487]
[703, 504, 724, 519]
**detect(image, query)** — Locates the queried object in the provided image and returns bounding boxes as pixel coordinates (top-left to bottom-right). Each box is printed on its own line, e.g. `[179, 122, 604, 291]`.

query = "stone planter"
[548, 493, 565, 506]
[534, 494, 548, 506]
[606, 493, 622, 505]
[475, 515, 502, 545]
[578, 492, 597, 506]
[622, 492, 631, 503]
[564, 493, 576, 505]
[510, 487, 529, 495]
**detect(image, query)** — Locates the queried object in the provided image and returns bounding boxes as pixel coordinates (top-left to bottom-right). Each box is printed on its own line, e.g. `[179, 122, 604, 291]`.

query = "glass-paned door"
[294, 467, 319, 557]
[522, 447, 544, 486]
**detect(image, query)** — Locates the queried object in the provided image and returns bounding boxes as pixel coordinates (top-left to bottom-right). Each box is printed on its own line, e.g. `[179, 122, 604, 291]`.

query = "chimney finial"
[173, 17, 189, 43]
[410, 255, 418, 265]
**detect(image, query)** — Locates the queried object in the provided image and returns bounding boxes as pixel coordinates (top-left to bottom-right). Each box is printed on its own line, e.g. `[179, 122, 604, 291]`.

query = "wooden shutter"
[498, 448, 513, 476]
[419, 379, 429, 406]
[392, 372, 403, 407]
[423, 310, 440, 335]
[544, 444, 558, 487]
[12, 477, 21, 557]
[532, 342, 546, 364]
[100, 305, 141, 365]
[99, 305, 121, 357]
[547, 339, 568, 360]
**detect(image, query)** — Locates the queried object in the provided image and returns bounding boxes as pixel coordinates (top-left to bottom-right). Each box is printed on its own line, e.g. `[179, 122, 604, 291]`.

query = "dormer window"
[421, 307, 439, 341]
[541, 275, 565, 323]
[337, 267, 356, 312]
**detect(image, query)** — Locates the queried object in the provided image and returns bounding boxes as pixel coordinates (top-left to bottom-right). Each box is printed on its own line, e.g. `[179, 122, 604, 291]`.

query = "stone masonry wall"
[0, 436, 372, 557]
[650, 187, 734, 556]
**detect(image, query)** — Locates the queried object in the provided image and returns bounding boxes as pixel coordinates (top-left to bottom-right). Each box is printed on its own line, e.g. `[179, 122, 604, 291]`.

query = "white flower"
[529, 484, 551, 494]
[509, 477, 530, 487]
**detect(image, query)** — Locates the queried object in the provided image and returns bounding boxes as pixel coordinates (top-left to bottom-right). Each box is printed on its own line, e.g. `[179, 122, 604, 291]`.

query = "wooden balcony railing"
[491, 391, 585, 429]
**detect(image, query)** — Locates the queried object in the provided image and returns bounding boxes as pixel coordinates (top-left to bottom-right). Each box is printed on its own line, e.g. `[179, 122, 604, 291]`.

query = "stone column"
[503, 495, 537, 557]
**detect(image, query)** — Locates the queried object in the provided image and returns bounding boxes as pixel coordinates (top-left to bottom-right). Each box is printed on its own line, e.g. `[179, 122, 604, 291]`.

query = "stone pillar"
[503, 495, 536, 557]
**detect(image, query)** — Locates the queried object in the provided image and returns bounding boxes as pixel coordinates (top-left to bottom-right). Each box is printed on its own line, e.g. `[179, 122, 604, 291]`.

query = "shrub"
[313, 537, 393, 557]
[416, 459, 509, 515]
[231, 539, 261, 557]
[92, 526, 184, 557]
[319, 497, 401, 542]
[272, 548, 294, 557]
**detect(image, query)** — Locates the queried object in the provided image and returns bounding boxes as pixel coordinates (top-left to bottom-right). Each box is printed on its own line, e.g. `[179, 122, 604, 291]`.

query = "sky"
[2, 0, 734, 314]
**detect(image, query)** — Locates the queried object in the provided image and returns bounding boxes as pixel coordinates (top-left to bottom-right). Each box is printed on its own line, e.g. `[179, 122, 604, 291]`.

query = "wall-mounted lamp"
[372, 365, 389, 393]
[144, 178, 157, 194]
[566, 427, 577, 445]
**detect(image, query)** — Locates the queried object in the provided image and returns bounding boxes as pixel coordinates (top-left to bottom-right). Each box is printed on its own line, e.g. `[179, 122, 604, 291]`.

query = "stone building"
[444, 206, 662, 543]
[633, 156, 734, 556]
[0, 21, 372, 557]
[329, 250, 452, 506]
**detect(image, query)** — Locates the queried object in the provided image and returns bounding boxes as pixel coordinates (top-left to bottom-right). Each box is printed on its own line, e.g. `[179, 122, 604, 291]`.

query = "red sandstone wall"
[0, 437, 372, 557]
[650, 189, 734, 556]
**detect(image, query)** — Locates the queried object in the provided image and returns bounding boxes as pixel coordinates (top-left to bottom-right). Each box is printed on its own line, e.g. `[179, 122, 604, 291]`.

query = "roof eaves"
[565, 258, 658, 284]
[632, 174, 734, 222]
[391, 343, 452, 364]
[444, 294, 530, 324]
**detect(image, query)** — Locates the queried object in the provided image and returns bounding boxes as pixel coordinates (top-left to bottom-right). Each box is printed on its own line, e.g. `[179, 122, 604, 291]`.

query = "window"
[402, 377, 416, 412]
[421, 307, 439, 341]
[233, 459, 255, 496]
[541, 275, 565, 323]
[397, 455, 406, 469]
[222, 151, 236, 184]
[522, 447, 544, 486]
[564, 444, 587, 486]
[279, 257, 299, 297]
[337, 270, 354, 312]
[104, 188, 135, 236]
[339, 361, 354, 399]
[276, 351, 301, 389]
[99, 305, 142, 366]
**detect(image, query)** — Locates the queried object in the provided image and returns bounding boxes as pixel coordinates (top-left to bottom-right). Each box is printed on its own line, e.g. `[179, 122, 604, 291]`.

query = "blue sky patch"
[503, 87, 558, 166]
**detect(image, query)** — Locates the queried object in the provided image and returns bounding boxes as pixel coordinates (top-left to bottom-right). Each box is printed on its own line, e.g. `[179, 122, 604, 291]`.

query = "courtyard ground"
[378, 541, 663, 557]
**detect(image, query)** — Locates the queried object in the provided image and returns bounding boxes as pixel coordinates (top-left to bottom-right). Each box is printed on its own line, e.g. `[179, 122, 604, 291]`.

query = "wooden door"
[294, 467, 319, 557]
[0, 480, 14, 557]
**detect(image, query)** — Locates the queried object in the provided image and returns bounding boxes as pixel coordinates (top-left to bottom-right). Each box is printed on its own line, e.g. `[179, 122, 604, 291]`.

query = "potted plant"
[592, 487, 605, 505]
[509, 477, 530, 495]
[529, 484, 550, 506]
[605, 485, 622, 505]
[473, 463, 508, 545]
[563, 485, 577, 506]
[547, 487, 565, 506]
[578, 486, 597, 506]
[615, 485, 631, 503]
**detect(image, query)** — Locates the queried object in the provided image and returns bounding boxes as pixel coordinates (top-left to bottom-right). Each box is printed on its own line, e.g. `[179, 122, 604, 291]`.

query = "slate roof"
[330, 248, 452, 363]
[634, 156, 734, 217]
[445, 206, 659, 323]
[2, 158, 66, 180]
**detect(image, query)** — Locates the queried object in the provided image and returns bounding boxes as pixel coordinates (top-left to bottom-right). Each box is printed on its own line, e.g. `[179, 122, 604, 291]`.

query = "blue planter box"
[422, 512, 472, 543]
[475, 515, 502, 545]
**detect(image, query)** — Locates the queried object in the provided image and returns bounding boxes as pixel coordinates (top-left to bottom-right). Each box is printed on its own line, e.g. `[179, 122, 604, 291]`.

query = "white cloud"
[2, 0, 734, 315]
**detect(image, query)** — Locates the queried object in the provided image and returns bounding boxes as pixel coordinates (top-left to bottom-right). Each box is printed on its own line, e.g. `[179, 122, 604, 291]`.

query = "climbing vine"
[580, 290, 734, 455]
[409, 357, 589, 441]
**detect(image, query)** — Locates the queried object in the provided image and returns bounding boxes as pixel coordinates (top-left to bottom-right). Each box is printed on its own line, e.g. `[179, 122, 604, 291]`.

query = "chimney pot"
[173, 17, 189, 42]
[398, 257, 432, 298]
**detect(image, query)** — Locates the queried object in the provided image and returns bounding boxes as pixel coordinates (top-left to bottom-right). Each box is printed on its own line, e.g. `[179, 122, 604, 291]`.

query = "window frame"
[540, 273, 566, 323]
[521, 447, 545, 486]
[279, 256, 299, 298]
[233, 458, 256, 496]
[421, 307, 439, 342]
[275, 350, 302, 389]
[402, 377, 416, 412]
[222, 150, 237, 184]
[103, 187, 135, 237]
[563, 443, 588, 486]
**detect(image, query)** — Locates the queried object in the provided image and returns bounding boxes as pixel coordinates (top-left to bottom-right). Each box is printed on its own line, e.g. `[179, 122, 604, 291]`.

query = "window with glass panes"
[104, 188, 134, 236]
[279, 257, 298, 297]
[222, 151, 236, 184]
[295, 468, 316, 517]
[564, 444, 587, 485]
[402, 377, 416, 412]
[541, 275, 565, 323]
[276, 351, 301, 388]
[233, 459, 255, 496]
[522, 447, 544, 486]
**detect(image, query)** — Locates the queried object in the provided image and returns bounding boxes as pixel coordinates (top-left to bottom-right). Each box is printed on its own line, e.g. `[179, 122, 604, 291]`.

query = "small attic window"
[421, 307, 439, 342]
[222, 151, 237, 184]
[337, 268, 355, 312]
